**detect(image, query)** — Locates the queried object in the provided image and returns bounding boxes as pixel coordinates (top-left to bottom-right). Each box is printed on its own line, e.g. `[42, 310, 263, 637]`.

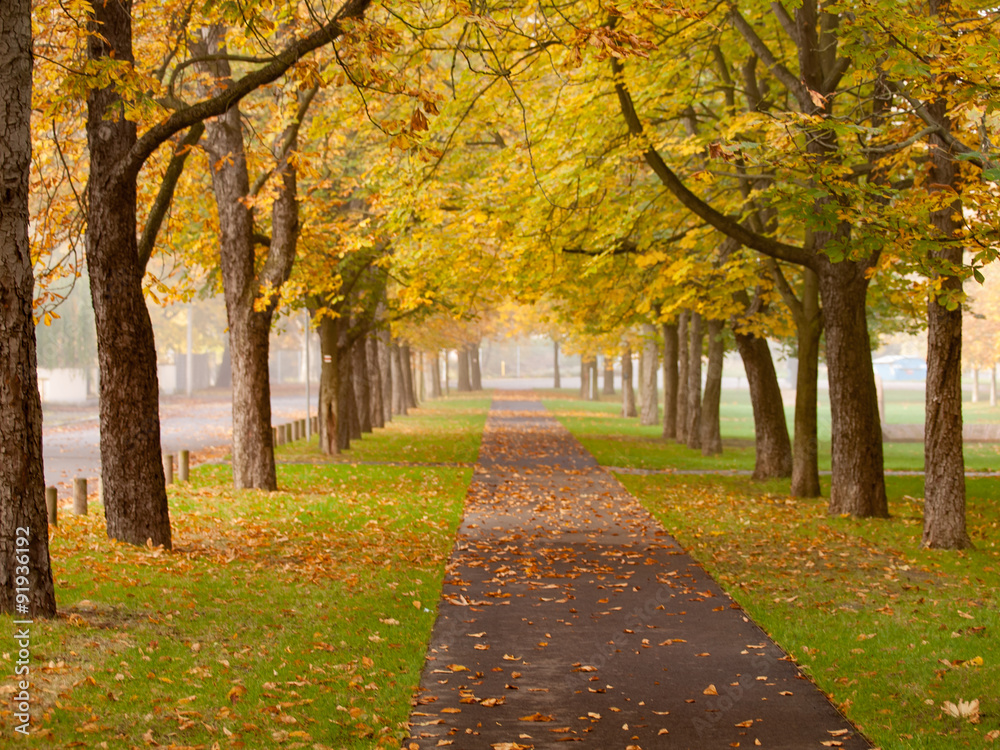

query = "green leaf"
[982, 167, 1000, 182]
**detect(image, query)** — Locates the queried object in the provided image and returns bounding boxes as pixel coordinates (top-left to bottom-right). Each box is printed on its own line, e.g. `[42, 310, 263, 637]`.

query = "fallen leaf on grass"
[228, 685, 247, 703]
[942, 699, 980, 723]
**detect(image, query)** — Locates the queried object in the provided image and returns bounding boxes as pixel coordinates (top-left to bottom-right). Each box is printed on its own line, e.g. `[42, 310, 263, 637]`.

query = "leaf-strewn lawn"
[0, 395, 488, 749]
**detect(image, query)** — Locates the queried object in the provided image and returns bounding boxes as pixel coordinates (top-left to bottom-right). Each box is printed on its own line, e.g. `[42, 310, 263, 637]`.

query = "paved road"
[42, 387, 316, 493]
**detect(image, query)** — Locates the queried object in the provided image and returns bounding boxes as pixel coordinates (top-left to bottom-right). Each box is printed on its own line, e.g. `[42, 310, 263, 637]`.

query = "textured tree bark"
[685, 313, 703, 449]
[662, 323, 679, 439]
[621, 346, 637, 417]
[700, 319, 724, 456]
[352, 336, 372, 434]
[391, 342, 408, 414]
[791, 271, 822, 497]
[430, 351, 443, 398]
[676, 312, 689, 444]
[553, 341, 561, 389]
[817, 258, 888, 517]
[469, 342, 482, 391]
[639, 324, 659, 425]
[366, 335, 384, 428]
[734, 331, 793, 480]
[401, 342, 417, 408]
[0, 0, 57, 615]
[922, 85, 970, 548]
[603, 357, 616, 395]
[86, 0, 171, 547]
[317, 315, 341, 454]
[378, 331, 392, 424]
[456, 347, 471, 392]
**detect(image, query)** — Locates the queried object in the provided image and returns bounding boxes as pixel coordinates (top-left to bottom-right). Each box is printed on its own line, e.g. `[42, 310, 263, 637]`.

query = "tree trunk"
[621, 346, 637, 417]
[401, 342, 417, 408]
[469, 342, 482, 391]
[456, 346, 471, 392]
[553, 340, 561, 389]
[430, 351, 443, 398]
[922, 88, 970, 548]
[791, 270, 822, 497]
[971, 369, 979, 402]
[197, 33, 292, 491]
[817, 259, 888, 517]
[0, 0, 57, 616]
[86, 0, 171, 548]
[639, 324, 659, 425]
[391, 342, 408, 414]
[366, 335, 384, 428]
[317, 314, 341, 454]
[686, 312, 703, 450]
[700, 319, 724, 456]
[352, 335, 372, 434]
[378, 331, 392, 424]
[677, 312, 690, 443]
[662, 323, 679, 439]
[734, 331, 793, 480]
[603, 357, 615, 395]
[590, 359, 600, 401]
[580, 356, 591, 400]
[338, 333, 358, 446]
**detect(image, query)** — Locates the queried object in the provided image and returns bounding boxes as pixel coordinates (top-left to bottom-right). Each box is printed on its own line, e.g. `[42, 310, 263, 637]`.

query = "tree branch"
[729, 8, 815, 111]
[119, 0, 373, 184]
[611, 58, 813, 269]
[137, 122, 205, 270]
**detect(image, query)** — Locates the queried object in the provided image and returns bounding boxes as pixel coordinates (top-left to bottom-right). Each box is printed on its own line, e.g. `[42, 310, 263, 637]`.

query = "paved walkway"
[406, 396, 871, 749]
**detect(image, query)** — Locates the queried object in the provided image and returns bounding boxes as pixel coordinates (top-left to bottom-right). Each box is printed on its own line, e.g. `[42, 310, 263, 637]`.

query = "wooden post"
[299, 418, 306, 438]
[163, 453, 174, 485]
[46, 487, 58, 526]
[272, 426, 278, 446]
[179, 450, 190, 482]
[73, 478, 88, 516]
[277, 424, 286, 446]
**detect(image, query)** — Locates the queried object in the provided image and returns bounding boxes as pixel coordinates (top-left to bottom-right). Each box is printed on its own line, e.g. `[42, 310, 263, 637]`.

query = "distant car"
[873, 355, 927, 381]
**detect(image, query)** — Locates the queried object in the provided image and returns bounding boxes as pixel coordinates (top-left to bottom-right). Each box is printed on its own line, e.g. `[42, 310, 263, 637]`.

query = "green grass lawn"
[542, 390, 1000, 472]
[543, 396, 1000, 750]
[0, 395, 487, 749]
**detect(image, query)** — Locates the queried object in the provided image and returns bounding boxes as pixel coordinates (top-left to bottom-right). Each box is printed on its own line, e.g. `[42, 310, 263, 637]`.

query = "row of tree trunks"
[621, 345, 637, 418]
[0, 0, 57, 616]
[317, 319, 404, 454]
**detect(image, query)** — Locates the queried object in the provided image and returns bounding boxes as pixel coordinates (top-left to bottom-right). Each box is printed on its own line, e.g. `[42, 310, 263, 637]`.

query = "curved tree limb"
[611, 58, 814, 269]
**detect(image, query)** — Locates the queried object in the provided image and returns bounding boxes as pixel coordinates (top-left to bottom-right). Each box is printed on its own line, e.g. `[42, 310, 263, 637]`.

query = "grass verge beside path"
[542, 393, 1000, 472]
[1, 395, 488, 749]
[547, 399, 1000, 749]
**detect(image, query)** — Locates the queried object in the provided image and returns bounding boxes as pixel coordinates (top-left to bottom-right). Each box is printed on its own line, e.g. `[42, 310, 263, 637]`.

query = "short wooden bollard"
[179, 450, 190, 482]
[278, 424, 286, 445]
[163, 453, 174, 485]
[299, 418, 306, 438]
[46, 487, 58, 526]
[293, 421, 301, 441]
[73, 478, 88, 516]
[272, 426, 278, 446]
